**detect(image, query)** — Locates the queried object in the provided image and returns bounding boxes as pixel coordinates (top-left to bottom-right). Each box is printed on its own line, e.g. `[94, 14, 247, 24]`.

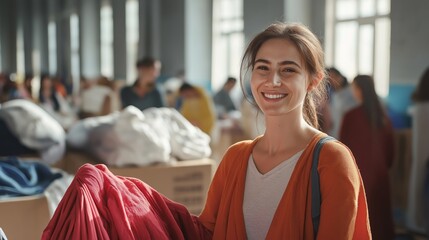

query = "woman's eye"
[282, 68, 295, 73]
[256, 65, 269, 71]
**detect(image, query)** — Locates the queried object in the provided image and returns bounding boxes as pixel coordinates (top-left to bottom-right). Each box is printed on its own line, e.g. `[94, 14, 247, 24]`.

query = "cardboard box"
[110, 159, 214, 214]
[61, 150, 215, 214]
[0, 195, 50, 240]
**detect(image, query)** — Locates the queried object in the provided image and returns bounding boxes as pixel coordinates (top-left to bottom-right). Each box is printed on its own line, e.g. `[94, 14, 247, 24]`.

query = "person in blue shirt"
[213, 77, 237, 118]
[120, 57, 165, 111]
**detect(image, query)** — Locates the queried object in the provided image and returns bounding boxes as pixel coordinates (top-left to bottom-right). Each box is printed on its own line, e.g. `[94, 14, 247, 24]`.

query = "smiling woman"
[199, 22, 372, 239]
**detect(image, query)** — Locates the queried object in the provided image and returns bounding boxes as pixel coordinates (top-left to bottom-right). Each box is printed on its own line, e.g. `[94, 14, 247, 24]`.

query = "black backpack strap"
[311, 136, 336, 239]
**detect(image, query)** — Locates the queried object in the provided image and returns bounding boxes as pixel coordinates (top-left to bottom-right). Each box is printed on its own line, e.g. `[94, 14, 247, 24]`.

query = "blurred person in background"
[325, 67, 357, 138]
[78, 76, 118, 119]
[38, 74, 75, 128]
[120, 57, 165, 111]
[52, 76, 68, 98]
[339, 74, 395, 240]
[0, 73, 22, 103]
[20, 73, 34, 100]
[39, 74, 63, 113]
[213, 77, 237, 119]
[179, 82, 216, 136]
[163, 70, 186, 108]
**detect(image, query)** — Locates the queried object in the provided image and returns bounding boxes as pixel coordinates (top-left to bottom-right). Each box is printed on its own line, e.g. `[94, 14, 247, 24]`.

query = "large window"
[325, 0, 391, 97]
[48, 21, 57, 75]
[70, 13, 80, 95]
[212, 0, 244, 101]
[100, 4, 113, 78]
[126, 0, 139, 84]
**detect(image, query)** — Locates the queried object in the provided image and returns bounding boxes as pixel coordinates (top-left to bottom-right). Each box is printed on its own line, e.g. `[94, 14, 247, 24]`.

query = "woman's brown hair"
[240, 22, 327, 129]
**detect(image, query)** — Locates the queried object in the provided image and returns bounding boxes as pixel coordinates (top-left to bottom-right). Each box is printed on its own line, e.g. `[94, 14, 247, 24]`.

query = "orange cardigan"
[198, 133, 371, 239]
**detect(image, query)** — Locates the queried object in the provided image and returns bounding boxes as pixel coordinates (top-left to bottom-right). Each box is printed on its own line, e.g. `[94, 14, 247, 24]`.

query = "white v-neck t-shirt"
[243, 150, 304, 240]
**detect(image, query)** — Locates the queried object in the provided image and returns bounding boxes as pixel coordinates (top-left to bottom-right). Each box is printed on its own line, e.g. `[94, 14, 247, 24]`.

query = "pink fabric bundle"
[42, 164, 211, 240]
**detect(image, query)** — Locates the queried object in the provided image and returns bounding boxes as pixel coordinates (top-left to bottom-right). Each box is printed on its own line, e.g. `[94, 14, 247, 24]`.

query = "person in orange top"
[198, 22, 371, 239]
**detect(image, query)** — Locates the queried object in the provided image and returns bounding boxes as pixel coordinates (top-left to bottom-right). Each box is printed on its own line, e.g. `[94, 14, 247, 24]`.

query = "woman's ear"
[307, 71, 324, 91]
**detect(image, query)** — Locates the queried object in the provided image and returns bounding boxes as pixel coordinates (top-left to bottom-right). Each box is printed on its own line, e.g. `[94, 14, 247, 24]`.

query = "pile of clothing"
[67, 106, 212, 167]
[42, 164, 212, 239]
[0, 156, 73, 214]
[0, 99, 66, 165]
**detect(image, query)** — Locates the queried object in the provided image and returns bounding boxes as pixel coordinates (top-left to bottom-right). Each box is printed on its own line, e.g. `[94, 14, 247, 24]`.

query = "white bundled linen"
[114, 106, 171, 166]
[144, 107, 212, 160]
[0, 99, 66, 164]
[66, 106, 211, 167]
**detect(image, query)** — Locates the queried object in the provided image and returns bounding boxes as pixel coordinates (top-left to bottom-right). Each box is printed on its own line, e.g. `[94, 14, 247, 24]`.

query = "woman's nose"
[268, 72, 281, 87]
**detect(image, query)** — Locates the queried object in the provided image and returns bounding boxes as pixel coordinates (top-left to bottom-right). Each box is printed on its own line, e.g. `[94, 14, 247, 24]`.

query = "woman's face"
[137, 61, 161, 87]
[250, 38, 310, 117]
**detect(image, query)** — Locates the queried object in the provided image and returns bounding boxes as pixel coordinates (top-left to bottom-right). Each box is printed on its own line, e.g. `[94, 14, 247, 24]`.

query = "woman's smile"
[262, 92, 288, 101]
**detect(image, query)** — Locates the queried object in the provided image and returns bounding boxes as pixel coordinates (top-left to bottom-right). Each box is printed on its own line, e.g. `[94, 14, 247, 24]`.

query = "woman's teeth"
[263, 93, 286, 99]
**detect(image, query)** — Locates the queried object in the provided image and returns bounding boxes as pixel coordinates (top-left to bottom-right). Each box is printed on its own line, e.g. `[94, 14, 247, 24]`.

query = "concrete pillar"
[79, 0, 101, 79]
[112, 0, 127, 80]
[0, 0, 17, 73]
[160, 0, 185, 77]
[149, 0, 161, 59]
[138, 0, 148, 57]
[56, 0, 72, 81]
[185, 0, 212, 89]
[16, 0, 33, 75]
[137, 0, 160, 59]
[32, 0, 49, 75]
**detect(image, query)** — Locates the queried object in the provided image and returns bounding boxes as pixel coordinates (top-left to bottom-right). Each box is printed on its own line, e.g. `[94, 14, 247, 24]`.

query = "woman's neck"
[260, 115, 318, 155]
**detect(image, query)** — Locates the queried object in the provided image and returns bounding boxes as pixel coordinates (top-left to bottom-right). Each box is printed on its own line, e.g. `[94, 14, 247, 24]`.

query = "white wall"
[243, 0, 284, 43]
[285, 0, 311, 26]
[390, 0, 429, 85]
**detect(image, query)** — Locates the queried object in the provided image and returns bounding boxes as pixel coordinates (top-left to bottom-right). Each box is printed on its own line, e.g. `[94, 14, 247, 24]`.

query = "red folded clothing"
[42, 164, 212, 240]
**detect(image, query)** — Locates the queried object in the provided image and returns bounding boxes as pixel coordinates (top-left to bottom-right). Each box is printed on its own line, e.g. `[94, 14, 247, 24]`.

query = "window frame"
[325, 0, 391, 97]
